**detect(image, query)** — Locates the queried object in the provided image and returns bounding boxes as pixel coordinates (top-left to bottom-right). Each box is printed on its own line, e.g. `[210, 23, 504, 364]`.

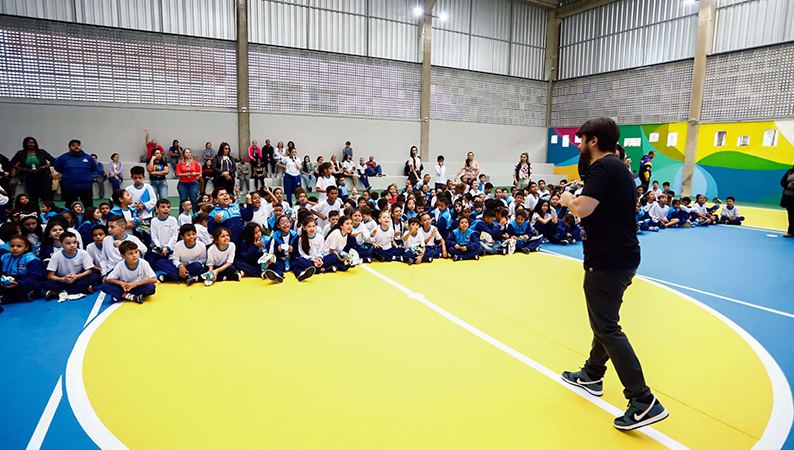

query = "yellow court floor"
[78, 254, 773, 450]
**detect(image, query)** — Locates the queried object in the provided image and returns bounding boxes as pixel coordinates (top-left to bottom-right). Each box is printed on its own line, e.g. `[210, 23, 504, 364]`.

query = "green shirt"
[25, 153, 41, 170]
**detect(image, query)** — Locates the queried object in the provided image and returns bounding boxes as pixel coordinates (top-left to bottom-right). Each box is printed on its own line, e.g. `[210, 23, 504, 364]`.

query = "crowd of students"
[0, 151, 749, 313]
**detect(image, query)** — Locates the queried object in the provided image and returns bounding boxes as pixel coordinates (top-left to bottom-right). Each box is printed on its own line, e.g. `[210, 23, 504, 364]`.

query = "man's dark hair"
[576, 117, 619, 153]
[68, 139, 81, 147]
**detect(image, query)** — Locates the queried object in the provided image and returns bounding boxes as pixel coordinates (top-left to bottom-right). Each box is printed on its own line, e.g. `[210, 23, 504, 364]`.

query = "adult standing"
[11, 137, 55, 206]
[781, 163, 794, 237]
[279, 147, 302, 206]
[300, 156, 315, 192]
[559, 118, 667, 431]
[108, 153, 124, 192]
[176, 148, 202, 213]
[514, 152, 532, 189]
[638, 150, 655, 193]
[55, 139, 98, 208]
[146, 148, 170, 200]
[91, 154, 106, 200]
[406, 146, 422, 184]
[168, 140, 183, 177]
[144, 130, 163, 160]
[248, 140, 262, 163]
[262, 139, 274, 177]
[212, 142, 236, 194]
[454, 152, 479, 183]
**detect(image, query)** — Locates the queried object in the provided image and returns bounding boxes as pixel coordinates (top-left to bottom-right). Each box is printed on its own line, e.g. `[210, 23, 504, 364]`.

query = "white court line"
[84, 292, 106, 328]
[539, 249, 793, 449]
[360, 264, 690, 450]
[540, 249, 794, 320]
[25, 376, 63, 450]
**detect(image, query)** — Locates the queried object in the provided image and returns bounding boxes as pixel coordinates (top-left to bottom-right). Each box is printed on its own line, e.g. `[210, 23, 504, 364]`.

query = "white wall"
[0, 100, 547, 174]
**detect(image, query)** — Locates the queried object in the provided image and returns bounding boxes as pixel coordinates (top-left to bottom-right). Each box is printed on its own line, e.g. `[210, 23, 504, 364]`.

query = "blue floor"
[1, 225, 792, 449]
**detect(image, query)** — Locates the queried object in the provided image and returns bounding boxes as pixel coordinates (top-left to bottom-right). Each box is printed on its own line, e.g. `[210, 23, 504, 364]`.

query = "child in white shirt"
[156, 224, 208, 285]
[42, 231, 99, 300]
[100, 240, 157, 303]
[100, 216, 147, 277]
[203, 227, 242, 285]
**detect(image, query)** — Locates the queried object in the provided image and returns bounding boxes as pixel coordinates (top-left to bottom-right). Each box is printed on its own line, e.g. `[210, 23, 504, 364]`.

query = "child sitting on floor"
[100, 241, 156, 303]
[203, 227, 243, 286]
[719, 197, 745, 225]
[43, 231, 99, 300]
[446, 216, 481, 261]
[371, 210, 403, 262]
[0, 234, 43, 304]
[401, 217, 430, 265]
[100, 216, 147, 277]
[156, 224, 207, 286]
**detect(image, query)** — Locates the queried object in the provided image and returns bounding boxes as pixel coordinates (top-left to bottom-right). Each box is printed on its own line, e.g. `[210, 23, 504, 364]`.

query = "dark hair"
[516, 209, 528, 220]
[329, 214, 351, 235]
[91, 224, 108, 236]
[111, 189, 127, 206]
[130, 166, 145, 176]
[99, 202, 111, 209]
[437, 155, 444, 162]
[299, 216, 317, 255]
[211, 187, 227, 199]
[83, 206, 98, 225]
[615, 144, 626, 161]
[218, 142, 231, 156]
[60, 230, 77, 242]
[726, 196, 735, 201]
[457, 216, 470, 226]
[179, 224, 197, 237]
[483, 209, 495, 219]
[328, 210, 340, 219]
[108, 215, 127, 227]
[484, 182, 493, 190]
[370, 191, 379, 200]
[23, 137, 39, 151]
[359, 204, 372, 216]
[156, 198, 171, 209]
[662, 181, 670, 187]
[68, 139, 81, 147]
[241, 222, 261, 247]
[193, 212, 209, 224]
[118, 240, 138, 255]
[212, 226, 230, 242]
[533, 199, 550, 218]
[407, 217, 420, 226]
[111, 153, 119, 160]
[575, 117, 619, 153]
[410, 146, 418, 157]
[8, 234, 31, 251]
[0, 223, 19, 242]
[41, 200, 57, 212]
[181, 198, 192, 206]
[563, 213, 576, 226]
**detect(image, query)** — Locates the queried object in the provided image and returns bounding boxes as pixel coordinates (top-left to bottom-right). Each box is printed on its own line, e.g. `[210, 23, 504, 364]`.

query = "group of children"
[636, 180, 745, 231]
[0, 159, 746, 311]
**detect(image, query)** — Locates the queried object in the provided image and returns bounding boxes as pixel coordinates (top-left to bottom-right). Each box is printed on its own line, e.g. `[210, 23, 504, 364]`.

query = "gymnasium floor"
[2, 221, 793, 449]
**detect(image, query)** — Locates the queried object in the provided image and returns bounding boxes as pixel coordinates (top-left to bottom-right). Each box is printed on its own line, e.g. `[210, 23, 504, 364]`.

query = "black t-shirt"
[580, 154, 640, 271]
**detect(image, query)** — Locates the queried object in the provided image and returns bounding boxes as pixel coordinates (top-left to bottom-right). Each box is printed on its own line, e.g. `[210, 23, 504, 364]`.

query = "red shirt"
[176, 160, 201, 183]
[147, 143, 164, 159]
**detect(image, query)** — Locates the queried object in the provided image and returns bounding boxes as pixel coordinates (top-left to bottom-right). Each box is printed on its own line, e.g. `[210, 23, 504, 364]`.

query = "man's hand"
[560, 191, 575, 207]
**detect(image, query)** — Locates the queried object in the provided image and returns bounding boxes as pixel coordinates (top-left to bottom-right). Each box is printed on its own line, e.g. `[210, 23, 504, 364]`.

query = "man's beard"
[578, 143, 592, 180]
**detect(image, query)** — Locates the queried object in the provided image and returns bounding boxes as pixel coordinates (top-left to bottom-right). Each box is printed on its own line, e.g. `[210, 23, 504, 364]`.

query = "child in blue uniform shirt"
[432, 196, 453, 239]
[554, 213, 583, 244]
[0, 235, 44, 303]
[234, 223, 269, 278]
[506, 210, 542, 253]
[263, 215, 299, 283]
[445, 216, 481, 261]
[208, 187, 244, 244]
[471, 209, 507, 255]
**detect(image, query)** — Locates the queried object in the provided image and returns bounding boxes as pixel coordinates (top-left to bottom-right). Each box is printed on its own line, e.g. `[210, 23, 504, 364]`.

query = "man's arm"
[559, 191, 599, 218]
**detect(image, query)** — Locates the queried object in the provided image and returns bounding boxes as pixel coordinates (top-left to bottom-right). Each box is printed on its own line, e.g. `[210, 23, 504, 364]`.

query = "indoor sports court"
[1, 0, 793, 449]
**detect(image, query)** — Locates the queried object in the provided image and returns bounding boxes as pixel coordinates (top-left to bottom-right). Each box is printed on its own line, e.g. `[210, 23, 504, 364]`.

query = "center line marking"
[360, 264, 690, 450]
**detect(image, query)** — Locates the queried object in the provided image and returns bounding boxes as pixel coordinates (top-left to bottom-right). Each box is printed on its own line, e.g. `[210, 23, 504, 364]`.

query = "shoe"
[681, 222, 692, 228]
[614, 395, 669, 431]
[561, 367, 604, 396]
[297, 266, 316, 282]
[365, 257, 372, 263]
[648, 226, 660, 232]
[559, 240, 569, 245]
[25, 290, 37, 302]
[520, 248, 531, 254]
[329, 265, 338, 273]
[185, 275, 198, 286]
[474, 254, 480, 260]
[45, 290, 61, 301]
[126, 293, 144, 304]
[784, 234, 793, 238]
[406, 257, 414, 265]
[712, 197, 722, 205]
[235, 270, 244, 281]
[157, 273, 167, 283]
[452, 255, 460, 261]
[265, 269, 284, 284]
[499, 248, 508, 255]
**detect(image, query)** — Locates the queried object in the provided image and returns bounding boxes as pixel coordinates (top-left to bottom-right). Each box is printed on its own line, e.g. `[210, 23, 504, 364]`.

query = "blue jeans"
[177, 180, 200, 213]
[109, 176, 122, 192]
[301, 173, 316, 191]
[359, 175, 370, 189]
[150, 179, 168, 200]
[365, 165, 382, 176]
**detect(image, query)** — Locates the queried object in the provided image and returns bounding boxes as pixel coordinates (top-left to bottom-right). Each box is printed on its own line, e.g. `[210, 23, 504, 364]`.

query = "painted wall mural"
[548, 120, 794, 206]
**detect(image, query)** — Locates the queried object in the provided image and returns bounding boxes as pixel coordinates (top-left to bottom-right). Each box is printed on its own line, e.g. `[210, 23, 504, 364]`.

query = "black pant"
[786, 205, 794, 235]
[582, 268, 651, 400]
[25, 172, 53, 206]
[62, 187, 93, 208]
[215, 177, 234, 195]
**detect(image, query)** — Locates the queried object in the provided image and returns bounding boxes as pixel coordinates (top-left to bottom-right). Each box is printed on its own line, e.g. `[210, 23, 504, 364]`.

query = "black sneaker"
[474, 254, 480, 260]
[561, 367, 604, 396]
[452, 255, 460, 261]
[185, 275, 198, 287]
[157, 273, 167, 283]
[45, 290, 61, 301]
[235, 270, 244, 281]
[25, 290, 37, 302]
[365, 257, 372, 263]
[264, 269, 284, 284]
[614, 395, 669, 431]
[373, 253, 385, 262]
[127, 293, 144, 304]
[329, 266, 338, 273]
[520, 248, 530, 254]
[297, 266, 316, 282]
[559, 240, 569, 245]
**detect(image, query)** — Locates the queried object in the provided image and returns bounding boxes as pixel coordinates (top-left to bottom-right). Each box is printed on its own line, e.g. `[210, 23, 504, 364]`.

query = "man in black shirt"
[559, 118, 668, 431]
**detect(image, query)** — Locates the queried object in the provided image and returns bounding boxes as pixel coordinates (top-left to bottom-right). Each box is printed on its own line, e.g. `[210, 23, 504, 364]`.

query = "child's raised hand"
[255, 237, 264, 247]
[214, 213, 223, 223]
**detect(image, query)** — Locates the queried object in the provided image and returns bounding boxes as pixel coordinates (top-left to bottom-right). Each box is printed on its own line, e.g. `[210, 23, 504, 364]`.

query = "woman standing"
[168, 139, 183, 177]
[108, 153, 123, 192]
[176, 148, 202, 213]
[406, 146, 422, 184]
[781, 164, 794, 237]
[514, 152, 532, 189]
[454, 152, 480, 183]
[11, 137, 56, 206]
[279, 147, 302, 206]
[147, 148, 170, 200]
[301, 155, 315, 192]
[212, 142, 237, 194]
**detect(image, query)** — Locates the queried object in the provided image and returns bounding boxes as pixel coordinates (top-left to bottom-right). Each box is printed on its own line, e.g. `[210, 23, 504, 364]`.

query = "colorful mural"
[547, 120, 794, 206]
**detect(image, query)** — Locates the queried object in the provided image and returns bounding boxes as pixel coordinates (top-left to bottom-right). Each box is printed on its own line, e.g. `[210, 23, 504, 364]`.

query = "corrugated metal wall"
[559, 0, 698, 79]
[713, 0, 794, 54]
[0, 0, 235, 39]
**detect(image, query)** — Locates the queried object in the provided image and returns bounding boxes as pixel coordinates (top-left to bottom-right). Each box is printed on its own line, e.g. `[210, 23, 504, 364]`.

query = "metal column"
[419, 0, 437, 162]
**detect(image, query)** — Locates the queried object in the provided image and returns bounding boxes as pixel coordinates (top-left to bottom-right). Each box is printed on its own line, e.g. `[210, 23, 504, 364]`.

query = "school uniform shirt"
[690, 203, 710, 216]
[648, 203, 670, 221]
[392, 219, 406, 242]
[47, 249, 94, 277]
[435, 164, 446, 185]
[324, 229, 349, 254]
[86, 242, 103, 268]
[371, 225, 396, 250]
[402, 230, 425, 249]
[433, 208, 453, 238]
[313, 198, 344, 230]
[539, 189, 550, 198]
[320, 223, 333, 238]
[299, 234, 327, 260]
[507, 220, 531, 237]
[419, 225, 442, 246]
[150, 215, 179, 251]
[722, 205, 740, 219]
[315, 176, 336, 202]
[171, 240, 207, 267]
[206, 243, 236, 268]
[178, 213, 193, 227]
[125, 183, 157, 220]
[195, 224, 213, 246]
[242, 204, 270, 230]
[363, 219, 378, 234]
[109, 206, 136, 223]
[342, 160, 356, 175]
[351, 223, 372, 245]
[524, 194, 540, 212]
[653, 188, 663, 198]
[282, 155, 301, 177]
[263, 201, 293, 221]
[107, 259, 156, 284]
[100, 234, 147, 275]
[1, 252, 44, 287]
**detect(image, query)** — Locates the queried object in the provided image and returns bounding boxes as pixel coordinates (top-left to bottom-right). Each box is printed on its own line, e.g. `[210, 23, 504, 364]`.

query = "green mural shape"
[697, 151, 792, 171]
[640, 124, 685, 162]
